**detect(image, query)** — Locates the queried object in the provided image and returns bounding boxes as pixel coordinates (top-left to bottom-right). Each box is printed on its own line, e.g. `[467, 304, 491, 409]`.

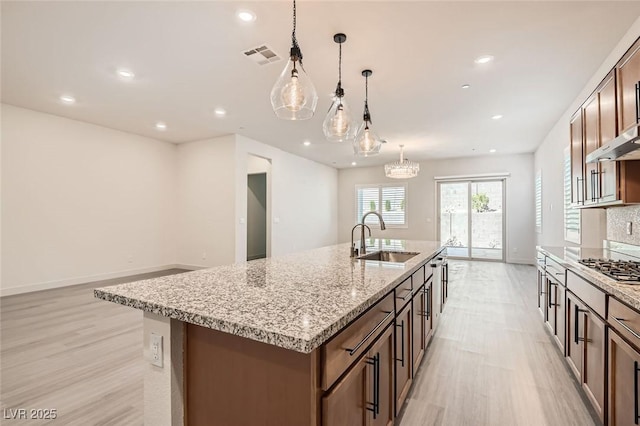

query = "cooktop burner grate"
[578, 258, 640, 282]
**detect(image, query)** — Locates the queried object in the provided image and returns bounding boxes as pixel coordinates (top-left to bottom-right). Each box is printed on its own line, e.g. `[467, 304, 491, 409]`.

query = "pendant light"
[270, 0, 318, 120]
[385, 145, 420, 179]
[322, 33, 354, 142]
[353, 70, 382, 156]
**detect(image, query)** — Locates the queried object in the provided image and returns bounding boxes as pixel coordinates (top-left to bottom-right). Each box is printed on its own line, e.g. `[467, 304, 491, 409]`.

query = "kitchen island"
[95, 239, 447, 426]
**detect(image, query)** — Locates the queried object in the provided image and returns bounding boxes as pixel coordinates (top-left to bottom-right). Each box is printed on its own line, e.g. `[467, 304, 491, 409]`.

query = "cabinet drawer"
[545, 257, 566, 284]
[322, 292, 394, 390]
[413, 265, 426, 288]
[609, 297, 640, 349]
[567, 271, 606, 318]
[395, 277, 413, 311]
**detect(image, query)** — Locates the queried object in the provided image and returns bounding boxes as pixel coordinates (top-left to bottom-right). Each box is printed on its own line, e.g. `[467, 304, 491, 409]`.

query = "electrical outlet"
[627, 222, 633, 235]
[150, 333, 163, 367]
[127, 255, 133, 264]
[202, 252, 207, 260]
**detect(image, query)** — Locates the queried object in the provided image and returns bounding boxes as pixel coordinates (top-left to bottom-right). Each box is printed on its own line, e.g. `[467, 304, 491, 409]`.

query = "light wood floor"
[0, 263, 597, 425]
[399, 261, 598, 426]
[1, 269, 186, 426]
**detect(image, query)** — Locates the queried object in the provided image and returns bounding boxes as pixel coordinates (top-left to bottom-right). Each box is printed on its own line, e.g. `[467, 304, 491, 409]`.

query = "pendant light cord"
[290, 0, 303, 66]
[363, 74, 371, 124]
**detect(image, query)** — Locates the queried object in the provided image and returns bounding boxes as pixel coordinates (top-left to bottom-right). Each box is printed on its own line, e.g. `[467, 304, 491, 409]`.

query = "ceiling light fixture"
[385, 145, 419, 179]
[155, 122, 167, 131]
[474, 55, 494, 64]
[270, 0, 317, 120]
[351, 161, 357, 166]
[461, 84, 471, 89]
[323, 33, 353, 143]
[303, 140, 311, 146]
[116, 68, 135, 80]
[237, 10, 256, 22]
[214, 108, 227, 117]
[492, 114, 503, 120]
[59, 95, 76, 105]
[489, 149, 497, 153]
[353, 70, 382, 157]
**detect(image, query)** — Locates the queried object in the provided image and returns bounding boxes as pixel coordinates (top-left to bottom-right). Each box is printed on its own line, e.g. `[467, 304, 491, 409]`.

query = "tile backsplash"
[607, 205, 640, 246]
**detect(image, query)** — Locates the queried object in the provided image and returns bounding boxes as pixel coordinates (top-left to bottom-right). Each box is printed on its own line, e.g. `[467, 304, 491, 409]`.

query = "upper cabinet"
[617, 38, 640, 134]
[571, 38, 640, 208]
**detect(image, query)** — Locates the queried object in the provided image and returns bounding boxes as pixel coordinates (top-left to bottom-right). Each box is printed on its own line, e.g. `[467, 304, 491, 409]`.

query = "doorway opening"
[247, 155, 271, 261]
[437, 179, 505, 261]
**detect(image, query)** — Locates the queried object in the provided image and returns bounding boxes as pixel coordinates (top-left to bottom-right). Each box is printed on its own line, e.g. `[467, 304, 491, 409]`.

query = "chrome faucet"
[355, 212, 387, 257]
[351, 224, 371, 257]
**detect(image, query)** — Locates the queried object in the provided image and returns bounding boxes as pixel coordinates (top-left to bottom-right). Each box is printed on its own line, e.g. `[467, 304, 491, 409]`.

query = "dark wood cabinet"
[394, 303, 412, 416]
[608, 328, 640, 426]
[617, 37, 640, 134]
[412, 284, 426, 371]
[566, 292, 605, 422]
[598, 71, 619, 203]
[545, 275, 565, 353]
[570, 110, 585, 205]
[369, 324, 394, 426]
[322, 353, 368, 426]
[583, 93, 600, 203]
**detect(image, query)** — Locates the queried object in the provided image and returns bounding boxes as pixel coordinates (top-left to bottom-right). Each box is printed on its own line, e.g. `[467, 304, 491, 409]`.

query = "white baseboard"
[0, 264, 199, 297]
[507, 257, 535, 265]
[174, 264, 207, 271]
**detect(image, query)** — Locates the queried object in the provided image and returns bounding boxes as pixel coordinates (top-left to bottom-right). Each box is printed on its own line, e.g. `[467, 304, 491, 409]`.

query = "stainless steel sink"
[357, 250, 420, 263]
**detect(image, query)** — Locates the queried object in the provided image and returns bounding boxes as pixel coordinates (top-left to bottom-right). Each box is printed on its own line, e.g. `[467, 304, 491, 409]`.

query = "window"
[535, 170, 542, 234]
[564, 148, 581, 243]
[356, 184, 407, 227]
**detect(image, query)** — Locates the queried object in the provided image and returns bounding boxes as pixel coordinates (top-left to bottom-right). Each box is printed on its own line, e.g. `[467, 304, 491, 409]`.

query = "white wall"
[174, 135, 237, 268]
[235, 135, 338, 262]
[534, 17, 640, 248]
[1, 104, 177, 295]
[338, 153, 535, 264]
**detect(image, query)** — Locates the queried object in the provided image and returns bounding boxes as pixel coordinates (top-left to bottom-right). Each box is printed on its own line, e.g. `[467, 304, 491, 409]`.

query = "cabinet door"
[608, 328, 640, 426]
[395, 303, 412, 416]
[598, 71, 619, 203]
[322, 354, 367, 426]
[412, 285, 425, 371]
[545, 278, 558, 335]
[583, 94, 600, 203]
[432, 270, 442, 330]
[537, 268, 547, 321]
[442, 262, 448, 306]
[424, 282, 433, 348]
[617, 38, 640, 133]
[570, 110, 585, 205]
[566, 293, 583, 381]
[368, 325, 394, 426]
[583, 309, 605, 422]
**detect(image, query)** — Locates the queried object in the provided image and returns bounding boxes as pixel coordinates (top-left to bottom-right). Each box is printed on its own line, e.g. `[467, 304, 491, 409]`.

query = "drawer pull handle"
[365, 353, 380, 418]
[613, 317, 640, 340]
[635, 360, 639, 425]
[574, 307, 588, 344]
[344, 311, 394, 356]
[397, 290, 412, 301]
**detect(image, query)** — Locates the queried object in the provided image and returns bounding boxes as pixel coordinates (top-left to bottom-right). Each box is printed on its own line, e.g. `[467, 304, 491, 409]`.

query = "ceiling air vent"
[243, 45, 281, 66]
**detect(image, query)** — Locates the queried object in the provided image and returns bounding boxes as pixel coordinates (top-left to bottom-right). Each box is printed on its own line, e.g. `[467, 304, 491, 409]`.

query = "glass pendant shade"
[271, 59, 318, 120]
[353, 122, 382, 156]
[323, 97, 354, 142]
[385, 145, 419, 178]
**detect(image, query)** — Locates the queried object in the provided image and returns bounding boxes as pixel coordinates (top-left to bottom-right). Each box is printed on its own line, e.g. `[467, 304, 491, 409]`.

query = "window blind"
[535, 170, 542, 234]
[356, 184, 407, 227]
[564, 148, 580, 243]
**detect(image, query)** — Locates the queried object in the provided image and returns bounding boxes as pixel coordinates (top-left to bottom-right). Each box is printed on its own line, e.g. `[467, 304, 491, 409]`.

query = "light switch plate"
[627, 222, 633, 236]
[150, 333, 163, 367]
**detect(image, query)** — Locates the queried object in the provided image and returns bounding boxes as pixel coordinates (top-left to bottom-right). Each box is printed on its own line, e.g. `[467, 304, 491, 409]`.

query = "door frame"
[436, 177, 506, 262]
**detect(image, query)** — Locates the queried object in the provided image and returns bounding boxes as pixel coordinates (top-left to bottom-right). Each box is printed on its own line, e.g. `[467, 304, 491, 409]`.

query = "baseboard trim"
[0, 264, 196, 297]
[507, 257, 535, 265]
[174, 264, 207, 271]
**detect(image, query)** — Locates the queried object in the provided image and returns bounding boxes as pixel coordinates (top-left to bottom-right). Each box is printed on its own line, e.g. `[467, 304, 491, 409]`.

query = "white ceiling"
[3, 1, 640, 169]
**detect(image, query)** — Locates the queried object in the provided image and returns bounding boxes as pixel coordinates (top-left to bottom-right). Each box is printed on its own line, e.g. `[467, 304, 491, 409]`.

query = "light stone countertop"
[95, 240, 444, 353]
[537, 245, 640, 311]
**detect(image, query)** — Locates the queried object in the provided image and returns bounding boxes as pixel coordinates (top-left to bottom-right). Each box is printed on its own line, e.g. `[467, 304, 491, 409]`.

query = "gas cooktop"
[578, 258, 640, 283]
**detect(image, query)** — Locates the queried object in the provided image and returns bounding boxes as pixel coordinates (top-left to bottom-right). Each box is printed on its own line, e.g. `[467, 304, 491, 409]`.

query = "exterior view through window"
[356, 184, 407, 227]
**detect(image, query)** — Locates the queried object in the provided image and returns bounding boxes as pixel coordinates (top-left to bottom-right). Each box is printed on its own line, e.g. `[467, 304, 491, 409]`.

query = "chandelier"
[385, 145, 419, 178]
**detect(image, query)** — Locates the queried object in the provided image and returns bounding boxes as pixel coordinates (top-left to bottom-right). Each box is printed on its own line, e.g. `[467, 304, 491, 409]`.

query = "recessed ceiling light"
[461, 84, 471, 89]
[492, 114, 503, 120]
[214, 108, 227, 117]
[303, 141, 311, 146]
[489, 149, 497, 153]
[237, 10, 256, 22]
[155, 122, 167, 131]
[59, 95, 76, 105]
[351, 161, 357, 166]
[116, 68, 135, 80]
[474, 55, 494, 64]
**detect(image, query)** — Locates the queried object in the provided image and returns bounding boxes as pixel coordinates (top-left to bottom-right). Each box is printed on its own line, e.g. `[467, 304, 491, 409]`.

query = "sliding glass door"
[438, 179, 505, 261]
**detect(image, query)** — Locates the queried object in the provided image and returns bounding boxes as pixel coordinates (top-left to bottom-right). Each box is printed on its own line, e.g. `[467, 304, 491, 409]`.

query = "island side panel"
[185, 323, 321, 426]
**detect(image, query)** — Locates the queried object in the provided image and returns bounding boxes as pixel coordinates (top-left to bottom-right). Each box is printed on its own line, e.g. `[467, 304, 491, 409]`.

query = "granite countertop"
[537, 245, 640, 311]
[95, 239, 444, 354]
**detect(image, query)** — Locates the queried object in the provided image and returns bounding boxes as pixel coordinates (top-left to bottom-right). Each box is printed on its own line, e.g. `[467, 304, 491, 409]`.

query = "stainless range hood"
[586, 124, 640, 163]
